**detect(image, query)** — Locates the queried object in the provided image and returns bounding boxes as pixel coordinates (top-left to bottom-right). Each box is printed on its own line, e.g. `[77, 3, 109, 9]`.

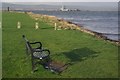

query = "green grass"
[0, 12, 2, 79]
[2, 12, 118, 78]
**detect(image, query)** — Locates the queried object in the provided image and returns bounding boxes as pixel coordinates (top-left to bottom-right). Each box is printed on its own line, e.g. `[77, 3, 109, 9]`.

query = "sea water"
[33, 11, 119, 41]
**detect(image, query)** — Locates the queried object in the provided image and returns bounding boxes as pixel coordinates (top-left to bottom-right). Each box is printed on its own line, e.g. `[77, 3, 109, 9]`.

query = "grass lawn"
[0, 28, 1, 79]
[2, 12, 118, 78]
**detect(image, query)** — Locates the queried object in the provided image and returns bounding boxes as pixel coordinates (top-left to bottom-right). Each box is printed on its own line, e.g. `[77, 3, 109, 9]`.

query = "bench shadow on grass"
[56, 47, 99, 65]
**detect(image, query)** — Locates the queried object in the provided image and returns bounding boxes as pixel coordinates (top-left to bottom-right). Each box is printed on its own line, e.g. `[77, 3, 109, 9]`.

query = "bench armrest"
[30, 42, 42, 49]
[41, 49, 50, 55]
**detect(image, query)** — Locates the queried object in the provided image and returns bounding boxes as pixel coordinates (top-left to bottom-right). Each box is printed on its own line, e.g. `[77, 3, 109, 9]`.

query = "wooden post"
[17, 21, 21, 29]
[54, 23, 57, 30]
[35, 22, 39, 29]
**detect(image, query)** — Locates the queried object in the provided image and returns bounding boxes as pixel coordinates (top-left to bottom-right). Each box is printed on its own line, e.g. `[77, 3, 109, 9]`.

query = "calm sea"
[32, 11, 119, 41]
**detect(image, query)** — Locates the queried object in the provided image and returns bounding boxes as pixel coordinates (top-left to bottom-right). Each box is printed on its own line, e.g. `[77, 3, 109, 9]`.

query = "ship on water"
[60, 5, 80, 11]
[60, 5, 69, 11]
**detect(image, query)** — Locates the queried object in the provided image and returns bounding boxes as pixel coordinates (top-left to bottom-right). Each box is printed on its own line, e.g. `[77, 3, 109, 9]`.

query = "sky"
[1, 0, 120, 2]
[1, 0, 119, 11]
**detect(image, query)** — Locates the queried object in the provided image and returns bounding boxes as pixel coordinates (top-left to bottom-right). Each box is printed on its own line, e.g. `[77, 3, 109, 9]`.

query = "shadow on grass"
[41, 27, 53, 29]
[56, 47, 99, 65]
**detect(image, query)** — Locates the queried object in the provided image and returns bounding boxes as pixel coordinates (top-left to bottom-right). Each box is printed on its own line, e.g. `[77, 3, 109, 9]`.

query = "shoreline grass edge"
[26, 11, 119, 46]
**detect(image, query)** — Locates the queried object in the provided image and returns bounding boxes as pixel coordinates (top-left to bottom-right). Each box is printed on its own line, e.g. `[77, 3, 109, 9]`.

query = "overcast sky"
[1, 0, 118, 11]
[1, 0, 120, 2]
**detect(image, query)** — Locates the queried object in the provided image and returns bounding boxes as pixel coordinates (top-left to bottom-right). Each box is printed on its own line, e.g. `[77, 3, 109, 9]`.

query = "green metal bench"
[22, 35, 69, 74]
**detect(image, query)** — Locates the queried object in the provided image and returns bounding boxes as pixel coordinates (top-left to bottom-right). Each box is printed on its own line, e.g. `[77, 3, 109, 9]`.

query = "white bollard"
[35, 18, 38, 21]
[35, 22, 39, 29]
[54, 23, 57, 30]
[0, 22, 1, 29]
[17, 21, 21, 29]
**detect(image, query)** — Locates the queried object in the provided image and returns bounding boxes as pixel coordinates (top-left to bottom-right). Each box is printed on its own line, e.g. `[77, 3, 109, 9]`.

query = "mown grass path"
[2, 12, 118, 78]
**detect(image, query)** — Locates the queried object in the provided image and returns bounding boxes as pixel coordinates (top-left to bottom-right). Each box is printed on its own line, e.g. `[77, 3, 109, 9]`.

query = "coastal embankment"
[26, 12, 119, 45]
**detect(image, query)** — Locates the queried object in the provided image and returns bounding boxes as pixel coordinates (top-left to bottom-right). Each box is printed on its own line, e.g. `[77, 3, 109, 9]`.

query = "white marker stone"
[35, 22, 39, 29]
[54, 23, 57, 30]
[35, 18, 38, 21]
[0, 22, 1, 28]
[17, 21, 21, 29]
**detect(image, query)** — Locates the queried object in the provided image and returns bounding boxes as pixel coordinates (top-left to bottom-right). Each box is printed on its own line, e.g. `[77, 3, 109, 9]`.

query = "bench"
[22, 35, 69, 74]
[22, 35, 51, 72]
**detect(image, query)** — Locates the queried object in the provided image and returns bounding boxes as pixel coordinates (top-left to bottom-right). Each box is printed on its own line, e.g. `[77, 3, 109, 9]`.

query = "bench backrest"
[22, 35, 33, 53]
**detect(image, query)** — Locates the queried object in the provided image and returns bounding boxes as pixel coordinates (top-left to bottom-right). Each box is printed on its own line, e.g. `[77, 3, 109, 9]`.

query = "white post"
[54, 23, 57, 30]
[0, 22, 1, 29]
[35, 22, 39, 29]
[17, 21, 21, 29]
[35, 18, 38, 21]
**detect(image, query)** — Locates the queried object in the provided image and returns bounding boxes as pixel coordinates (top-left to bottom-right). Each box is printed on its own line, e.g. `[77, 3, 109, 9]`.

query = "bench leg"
[31, 56, 36, 72]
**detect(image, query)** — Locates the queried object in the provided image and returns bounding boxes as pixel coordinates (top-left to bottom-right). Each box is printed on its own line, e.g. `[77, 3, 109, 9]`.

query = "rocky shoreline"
[20, 11, 119, 46]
